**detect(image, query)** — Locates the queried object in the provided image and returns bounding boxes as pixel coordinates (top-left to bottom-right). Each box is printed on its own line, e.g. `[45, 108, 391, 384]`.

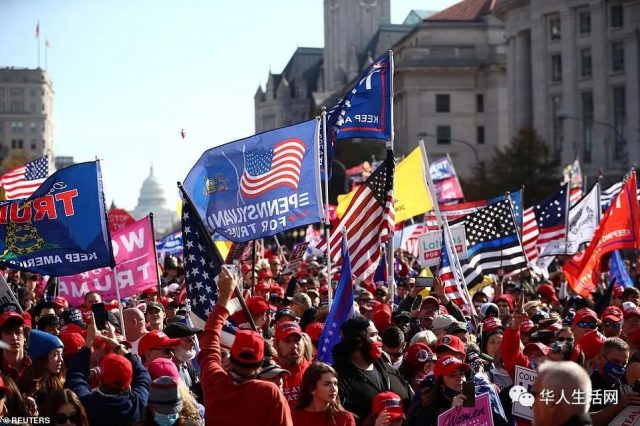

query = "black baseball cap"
[164, 322, 203, 338]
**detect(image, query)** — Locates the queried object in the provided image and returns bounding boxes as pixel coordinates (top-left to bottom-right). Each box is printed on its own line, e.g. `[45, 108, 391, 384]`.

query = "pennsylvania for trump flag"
[180, 198, 222, 328]
[321, 54, 392, 179]
[317, 150, 394, 284]
[0, 155, 49, 200]
[452, 199, 527, 287]
[317, 231, 355, 364]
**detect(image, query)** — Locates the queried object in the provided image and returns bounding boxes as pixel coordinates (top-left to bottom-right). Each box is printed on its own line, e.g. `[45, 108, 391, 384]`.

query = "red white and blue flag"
[439, 231, 465, 309]
[534, 183, 569, 249]
[240, 138, 305, 198]
[0, 155, 49, 200]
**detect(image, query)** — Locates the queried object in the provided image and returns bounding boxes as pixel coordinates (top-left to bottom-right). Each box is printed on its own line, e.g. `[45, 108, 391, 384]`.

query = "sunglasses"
[556, 337, 574, 343]
[577, 321, 598, 329]
[603, 321, 622, 328]
[56, 413, 81, 424]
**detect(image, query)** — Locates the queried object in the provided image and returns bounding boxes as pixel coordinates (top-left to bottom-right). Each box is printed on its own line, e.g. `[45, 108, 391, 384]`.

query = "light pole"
[557, 113, 627, 166]
[417, 131, 481, 165]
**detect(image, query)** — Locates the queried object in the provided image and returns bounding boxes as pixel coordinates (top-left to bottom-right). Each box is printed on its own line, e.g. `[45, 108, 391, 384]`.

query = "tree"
[462, 127, 561, 205]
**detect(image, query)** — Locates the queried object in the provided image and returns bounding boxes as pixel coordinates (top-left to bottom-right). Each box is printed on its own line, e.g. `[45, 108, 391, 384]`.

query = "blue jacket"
[66, 347, 150, 426]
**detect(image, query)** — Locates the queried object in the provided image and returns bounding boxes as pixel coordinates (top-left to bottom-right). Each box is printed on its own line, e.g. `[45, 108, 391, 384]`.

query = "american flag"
[181, 199, 222, 328]
[453, 200, 528, 287]
[316, 150, 394, 284]
[317, 232, 355, 364]
[569, 188, 583, 207]
[521, 207, 539, 264]
[438, 231, 465, 308]
[0, 155, 49, 199]
[534, 184, 568, 248]
[239, 138, 305, 198]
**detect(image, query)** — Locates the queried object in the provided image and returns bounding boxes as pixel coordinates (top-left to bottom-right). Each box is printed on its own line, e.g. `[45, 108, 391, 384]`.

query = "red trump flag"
[564, 173, 640, 296]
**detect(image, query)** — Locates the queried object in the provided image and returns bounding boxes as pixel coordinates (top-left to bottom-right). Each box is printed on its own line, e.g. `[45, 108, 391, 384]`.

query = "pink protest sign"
[438, 392, 493, 426]
[58, 216, 158, 306]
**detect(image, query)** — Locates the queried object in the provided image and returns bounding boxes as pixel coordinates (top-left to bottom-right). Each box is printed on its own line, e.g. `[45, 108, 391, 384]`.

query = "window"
[551, 54, 562, 82]
[578, 11, 591, 35]
[581, 92, 593, 163]
[610, 4, 623, 28]
[11, 139, 23, 149]
[551, 95, 564, 162]
[613, 86, 626, 160]
[10, 121, 23, 132]
[436, 126, 451, 144]
[436, 94, 450, 113]
[30, 140, 36, 150]
[612, 42, 624, 72]
[477, 126, 485, 145]
[549, 17, 561, 41]
[476, 94, 484, 113]
[30, 122, 37, 132]
[580, 48, 592, 78]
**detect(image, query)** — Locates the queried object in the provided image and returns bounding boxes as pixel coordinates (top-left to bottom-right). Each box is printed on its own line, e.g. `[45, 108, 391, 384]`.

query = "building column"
[515, 31, 533, 131]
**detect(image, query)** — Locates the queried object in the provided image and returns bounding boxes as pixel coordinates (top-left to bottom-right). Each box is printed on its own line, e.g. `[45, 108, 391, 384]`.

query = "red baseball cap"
[624, 307, 640, 320]
[602, 306, 623, 322]
[373, 304, 392, 332]
[230, 329, 264, 366]
[406, 343, 435, 368]
[60, 332, 85, 356]
[523, 342, 550, 357]
[537, 284, 558, 303]
[255, 281, 271, 293]
[147, 357, 180, 382]
[258, 269, 273, 279]
[52, 296, 68, 309]
[482, 317, 505, 334]
[434, 335, 466, 356]
[372, 391, 404, 421]
[578, 330, 606, 359]
[0, 311, 24, 329]
[305, 322, 324, 342]
[275, 321, 302, 341]
[246, 296, 270, 316]
[572, 308, 599, 325]
[138, 330, 181, 358]
[434, 355, 471, 379]
[101, 353, 133, 391]
[495, 294, 514, 311]
[520, 319, 535, 334]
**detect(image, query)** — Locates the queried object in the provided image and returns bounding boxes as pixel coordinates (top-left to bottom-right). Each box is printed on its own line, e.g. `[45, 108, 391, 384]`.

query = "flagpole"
[177, 182, 257, 332]
[563, 178, 571, 258]
[419, 140, 475, 315]
[272, 235, 289, 266]
[111, 265, 127, 340]
[149, 213, 163, 298]
[505, 193, 533, 269]
[387, 49, 396, 307]
[251, 240, 256, 296]
[44, 39, 48, 70]
[321, 107, 334, 308]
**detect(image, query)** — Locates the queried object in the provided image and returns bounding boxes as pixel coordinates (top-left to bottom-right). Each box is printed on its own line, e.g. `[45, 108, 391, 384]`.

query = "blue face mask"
[154, 413, 179, 426]
[530, 360, 538, 370]
[604, 360, 626, 382]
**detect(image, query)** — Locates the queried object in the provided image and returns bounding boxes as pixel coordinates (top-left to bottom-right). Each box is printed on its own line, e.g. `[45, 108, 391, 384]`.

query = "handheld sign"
[437, 392, 493, 426]
[512, 365, 537, 421]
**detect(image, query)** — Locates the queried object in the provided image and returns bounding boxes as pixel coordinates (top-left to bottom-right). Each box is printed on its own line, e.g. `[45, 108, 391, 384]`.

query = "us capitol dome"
[132, 164, 176, 235]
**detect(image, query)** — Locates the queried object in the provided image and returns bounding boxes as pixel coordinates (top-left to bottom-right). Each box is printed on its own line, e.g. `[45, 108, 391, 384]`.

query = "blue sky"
[0, 0, 457, 211]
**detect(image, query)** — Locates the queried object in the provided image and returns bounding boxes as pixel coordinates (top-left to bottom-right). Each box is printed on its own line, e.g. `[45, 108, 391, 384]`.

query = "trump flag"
[183, 119, 322, 243]
[0, 161, 114, 275]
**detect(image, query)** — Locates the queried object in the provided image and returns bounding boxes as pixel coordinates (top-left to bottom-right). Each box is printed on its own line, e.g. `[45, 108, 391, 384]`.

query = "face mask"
[604, 360, 626, 381]
[369, 340, 383, 360]
[530, 360, 538, 370]
[443, 386, 460, 399]
[154, 413, 179, 426]
[174, 346, 196, 363]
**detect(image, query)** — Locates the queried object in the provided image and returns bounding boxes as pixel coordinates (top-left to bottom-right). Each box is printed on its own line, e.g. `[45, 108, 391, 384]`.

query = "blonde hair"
[301, 332, 314, 362]
[178, 381, 201, 423]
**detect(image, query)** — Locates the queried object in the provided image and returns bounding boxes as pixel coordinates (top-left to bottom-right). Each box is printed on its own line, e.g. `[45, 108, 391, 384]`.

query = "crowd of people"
[3, 247, 640, 426]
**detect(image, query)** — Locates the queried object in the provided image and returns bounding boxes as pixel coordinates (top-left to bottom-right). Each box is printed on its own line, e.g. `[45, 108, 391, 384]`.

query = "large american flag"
[317, 150, 395, 284]
[521, 206, 540, 264]
[181, 199, 222, 327]
[453, 200, 528, 287]
[534, 184, 568, 248]
[239, 139, 305, 198]
[0, 155, 49, 199]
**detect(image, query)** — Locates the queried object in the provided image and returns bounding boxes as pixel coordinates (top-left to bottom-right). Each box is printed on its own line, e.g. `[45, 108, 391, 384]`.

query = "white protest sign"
[418, 226, 467, 267]
[512, 365, 537, 420]
[611, 406, 640, 426]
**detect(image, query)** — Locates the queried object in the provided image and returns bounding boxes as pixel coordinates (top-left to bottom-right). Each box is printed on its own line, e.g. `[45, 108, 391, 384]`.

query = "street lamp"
[556, 113, 627, 166]
[417, 131, 480, 165]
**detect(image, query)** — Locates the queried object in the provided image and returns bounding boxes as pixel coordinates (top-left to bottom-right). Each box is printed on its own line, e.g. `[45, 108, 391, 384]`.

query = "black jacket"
[333, 355, 413, 424]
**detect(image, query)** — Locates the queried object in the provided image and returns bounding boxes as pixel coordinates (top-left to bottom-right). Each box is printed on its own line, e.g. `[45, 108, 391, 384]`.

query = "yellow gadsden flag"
[336, 146, 433, 223]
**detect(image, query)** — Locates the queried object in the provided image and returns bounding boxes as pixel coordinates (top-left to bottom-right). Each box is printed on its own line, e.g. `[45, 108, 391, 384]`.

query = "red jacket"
[198, 303, 292, 426]
[500, 328, 531, 379]
[277, 357, 311, 408]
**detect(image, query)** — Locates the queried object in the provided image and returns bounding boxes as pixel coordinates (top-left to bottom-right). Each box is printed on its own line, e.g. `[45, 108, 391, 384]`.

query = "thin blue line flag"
[317, 231, 355, 364]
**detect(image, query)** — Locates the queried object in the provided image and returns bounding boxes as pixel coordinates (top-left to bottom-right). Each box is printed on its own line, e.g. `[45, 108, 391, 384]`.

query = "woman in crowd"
[142, 376, 184, 426]
[293, 362, 355, 426]
[17, 329, 65, 410]
[398, 343, 436, 393]
[363, 392, 406, 426]
[41, 389, 90, 426]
